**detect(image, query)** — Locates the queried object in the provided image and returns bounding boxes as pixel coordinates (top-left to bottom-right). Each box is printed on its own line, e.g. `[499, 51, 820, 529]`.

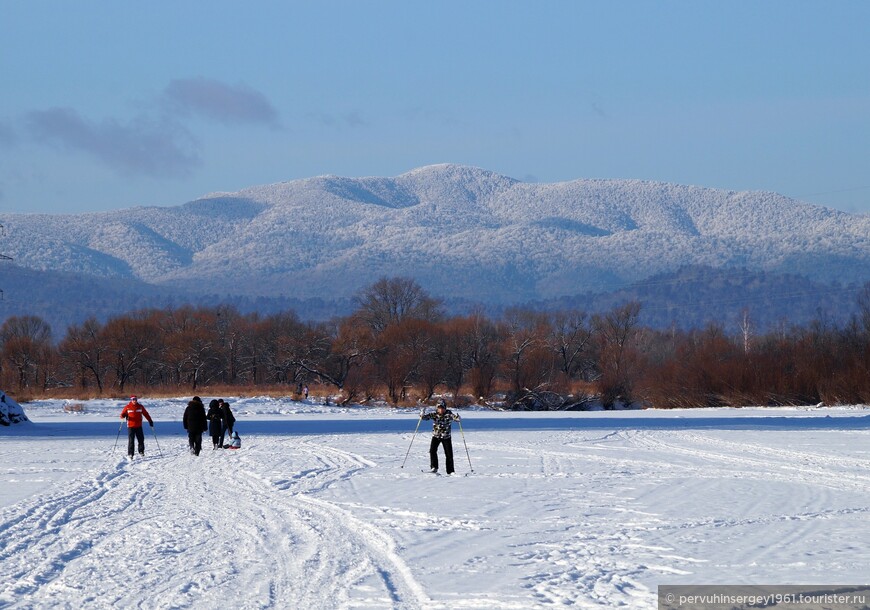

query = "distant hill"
[0, 264, 352, 338]
[533, 265, 862, 332]
[0, 262, 859, 338]
[3, 164, 869, 333]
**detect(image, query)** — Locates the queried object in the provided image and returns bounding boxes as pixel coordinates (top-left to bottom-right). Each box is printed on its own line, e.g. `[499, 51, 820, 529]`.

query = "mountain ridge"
[3, 164, 870, 308]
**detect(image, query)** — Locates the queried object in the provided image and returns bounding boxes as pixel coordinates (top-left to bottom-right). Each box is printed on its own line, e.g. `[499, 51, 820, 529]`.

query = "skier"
[183, 396, 207, 455]
[219, 398, 235, 446]
[119, 395, 154, 459]
[421, 399, 461, 474]
[206, 399, 224, 449]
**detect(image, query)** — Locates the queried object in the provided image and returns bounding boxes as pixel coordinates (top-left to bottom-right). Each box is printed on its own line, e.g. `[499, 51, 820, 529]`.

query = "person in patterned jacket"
[421, 399, 461, 474]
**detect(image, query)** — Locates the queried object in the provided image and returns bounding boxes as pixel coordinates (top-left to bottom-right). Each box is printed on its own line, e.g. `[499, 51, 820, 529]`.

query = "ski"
[420, 470, 473, 476]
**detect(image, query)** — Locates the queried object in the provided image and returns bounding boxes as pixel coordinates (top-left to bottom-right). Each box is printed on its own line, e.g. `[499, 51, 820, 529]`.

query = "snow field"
[1, 401, 869, 609]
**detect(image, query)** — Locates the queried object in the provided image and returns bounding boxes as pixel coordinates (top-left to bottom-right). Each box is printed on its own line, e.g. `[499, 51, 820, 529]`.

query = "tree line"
[3, 277, 870, 408]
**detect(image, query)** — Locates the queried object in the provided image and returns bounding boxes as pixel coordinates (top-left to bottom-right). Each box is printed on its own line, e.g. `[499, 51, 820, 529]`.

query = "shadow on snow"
[8, 413, 870, 440]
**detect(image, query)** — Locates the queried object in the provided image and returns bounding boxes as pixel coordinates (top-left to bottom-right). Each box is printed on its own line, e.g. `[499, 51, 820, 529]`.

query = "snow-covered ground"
[1, 397, 869, 609]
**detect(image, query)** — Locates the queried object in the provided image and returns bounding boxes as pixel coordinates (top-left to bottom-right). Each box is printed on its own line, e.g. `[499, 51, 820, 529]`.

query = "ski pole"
[458, 419, 474, 473]
[400, 413, 424, 469]
[150, 424, 163, 457]
[112, 420, 125, 454]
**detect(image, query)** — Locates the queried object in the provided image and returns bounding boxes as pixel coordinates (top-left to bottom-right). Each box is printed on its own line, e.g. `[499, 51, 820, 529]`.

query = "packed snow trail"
[0, 436, 431, 610]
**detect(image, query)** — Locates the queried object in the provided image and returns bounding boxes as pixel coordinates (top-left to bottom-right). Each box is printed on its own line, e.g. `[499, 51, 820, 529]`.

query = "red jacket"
[120, 401, 153, 428]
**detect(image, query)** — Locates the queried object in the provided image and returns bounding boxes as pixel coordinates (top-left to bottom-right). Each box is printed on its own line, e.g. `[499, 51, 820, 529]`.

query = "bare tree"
[101, 315, 159, 392]
[59, 318, 109, 393]
[159, 307, 223, 390]
[417, 324, 449, 401]
[354, 277, 442, 333]
[463, 309, 502, 400]
[548, 309, 595, 381]
[285, 314, 378, 400]
[213, 304, 251, 384]
[250, 311, 307, 385]
[376, 318, 439, 403]
[0, 315, 53, 390]
[739, 307, 753, 354]
[501, 308, 554, 397]
[593, 301, 642, 408]
[439, 317, 476, 402]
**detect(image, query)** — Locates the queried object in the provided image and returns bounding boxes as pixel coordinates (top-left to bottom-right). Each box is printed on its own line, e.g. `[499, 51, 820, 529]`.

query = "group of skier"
[119, 395, 240, 459]
[182, 397, 238, 455]
[119, 395, 466, 473]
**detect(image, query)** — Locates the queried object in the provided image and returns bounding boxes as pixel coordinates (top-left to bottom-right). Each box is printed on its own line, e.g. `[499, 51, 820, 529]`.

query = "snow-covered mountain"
[4, 164, 870, 304]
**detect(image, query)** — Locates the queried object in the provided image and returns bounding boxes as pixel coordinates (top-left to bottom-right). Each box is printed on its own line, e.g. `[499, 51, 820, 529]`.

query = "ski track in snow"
[2, 409, 869, 609]
[0, 437, 430, 610]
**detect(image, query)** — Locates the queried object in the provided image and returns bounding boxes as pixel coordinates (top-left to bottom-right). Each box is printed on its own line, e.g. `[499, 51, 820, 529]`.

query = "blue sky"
[1, 1, 869, 214]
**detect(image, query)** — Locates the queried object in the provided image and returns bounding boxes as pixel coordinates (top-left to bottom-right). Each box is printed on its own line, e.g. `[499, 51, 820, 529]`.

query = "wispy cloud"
[163, 78, 280, 127]
[22, 78, 276, 180]
[26, 108, 200, 178]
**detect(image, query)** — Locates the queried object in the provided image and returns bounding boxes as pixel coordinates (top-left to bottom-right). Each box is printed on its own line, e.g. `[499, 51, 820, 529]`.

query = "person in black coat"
[182, 396, 208, 456]
[218, 399, 236, 447]
[206, 399, 224, 449]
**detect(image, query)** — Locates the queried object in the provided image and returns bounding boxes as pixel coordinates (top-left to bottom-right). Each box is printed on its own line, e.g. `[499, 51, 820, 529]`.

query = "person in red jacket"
[120, 395, 154, 459]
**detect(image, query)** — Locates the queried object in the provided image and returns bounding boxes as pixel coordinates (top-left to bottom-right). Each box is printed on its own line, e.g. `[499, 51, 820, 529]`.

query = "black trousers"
[188, 432, 203, 455]
[127, 427, 145, 456]
[429, 437, 455, 474]
[219, 423, 232, 447]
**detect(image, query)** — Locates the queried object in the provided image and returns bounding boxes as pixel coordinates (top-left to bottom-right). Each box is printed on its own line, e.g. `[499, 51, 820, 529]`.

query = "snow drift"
[0, 390, 28, 426]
